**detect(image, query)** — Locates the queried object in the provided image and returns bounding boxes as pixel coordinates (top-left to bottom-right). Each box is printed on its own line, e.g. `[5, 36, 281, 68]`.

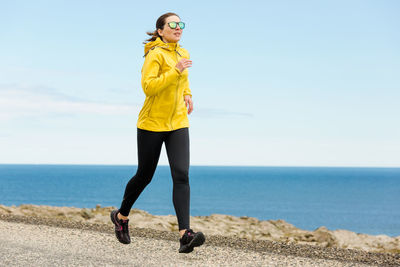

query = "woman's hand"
[176, 58, 192, 73]
[184, 95, 193, 115]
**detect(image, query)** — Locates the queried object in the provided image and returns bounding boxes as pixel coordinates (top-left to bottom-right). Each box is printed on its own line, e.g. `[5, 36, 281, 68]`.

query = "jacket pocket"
[148, 97, 170, 119]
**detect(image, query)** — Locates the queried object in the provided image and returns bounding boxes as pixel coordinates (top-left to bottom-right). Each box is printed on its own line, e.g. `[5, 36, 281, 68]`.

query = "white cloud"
[0, 84, 140, 121]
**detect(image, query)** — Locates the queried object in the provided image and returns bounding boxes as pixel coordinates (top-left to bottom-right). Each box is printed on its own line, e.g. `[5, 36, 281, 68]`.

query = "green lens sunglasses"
[167, 21, 185, 30]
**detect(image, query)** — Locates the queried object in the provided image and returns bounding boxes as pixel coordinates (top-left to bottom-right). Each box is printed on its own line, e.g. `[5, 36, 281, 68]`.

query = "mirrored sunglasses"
[168, 21, 185, 30]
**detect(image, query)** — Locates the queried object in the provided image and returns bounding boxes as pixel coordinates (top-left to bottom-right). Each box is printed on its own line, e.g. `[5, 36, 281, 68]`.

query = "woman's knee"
[171, 167, 189, 184]
[133, 170, 155, 185]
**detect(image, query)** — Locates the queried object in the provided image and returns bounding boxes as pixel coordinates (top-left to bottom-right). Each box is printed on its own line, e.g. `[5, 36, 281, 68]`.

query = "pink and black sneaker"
[179, 229, 205, 253]
[110, 209, 131, 244]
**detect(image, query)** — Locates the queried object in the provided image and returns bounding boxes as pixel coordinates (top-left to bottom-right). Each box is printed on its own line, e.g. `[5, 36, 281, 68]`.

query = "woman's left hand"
[184, 95, 193, 115]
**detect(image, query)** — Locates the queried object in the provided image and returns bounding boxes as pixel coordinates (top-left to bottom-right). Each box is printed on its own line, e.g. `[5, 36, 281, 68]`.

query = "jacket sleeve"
[182, 50, 192, 97]
[141, 49, 181, 97]
[183, 78, 192, 97]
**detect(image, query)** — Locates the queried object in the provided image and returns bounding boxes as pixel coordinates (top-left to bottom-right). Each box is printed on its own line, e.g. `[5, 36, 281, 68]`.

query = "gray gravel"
[0, 220, 370, 267]
[1, 214, 398, 266]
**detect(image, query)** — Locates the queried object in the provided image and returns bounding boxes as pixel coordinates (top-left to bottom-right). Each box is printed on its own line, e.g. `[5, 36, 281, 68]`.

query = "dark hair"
[143, 12, 180, 44]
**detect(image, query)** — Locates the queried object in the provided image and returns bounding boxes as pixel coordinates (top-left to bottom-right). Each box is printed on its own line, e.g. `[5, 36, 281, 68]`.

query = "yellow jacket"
[137, 37, 192, 132]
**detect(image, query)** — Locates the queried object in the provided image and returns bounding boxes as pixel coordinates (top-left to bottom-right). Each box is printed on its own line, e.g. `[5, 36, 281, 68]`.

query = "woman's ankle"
[117, 212, 129, 220]
[179, 229, 187, 238]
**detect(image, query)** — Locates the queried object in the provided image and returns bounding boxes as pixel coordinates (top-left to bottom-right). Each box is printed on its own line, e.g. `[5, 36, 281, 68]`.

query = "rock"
[80, 209, 94, 220]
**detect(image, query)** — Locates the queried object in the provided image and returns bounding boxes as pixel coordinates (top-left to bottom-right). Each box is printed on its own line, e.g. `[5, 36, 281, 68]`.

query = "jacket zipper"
[170, 49, 180, 130]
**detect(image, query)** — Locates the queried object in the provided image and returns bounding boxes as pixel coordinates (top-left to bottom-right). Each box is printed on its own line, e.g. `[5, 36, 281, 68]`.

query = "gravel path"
[1, 215, 398, 266]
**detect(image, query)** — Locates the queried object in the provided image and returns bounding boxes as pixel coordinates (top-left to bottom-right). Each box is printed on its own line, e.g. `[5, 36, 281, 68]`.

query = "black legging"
[119, 127, 190, 230]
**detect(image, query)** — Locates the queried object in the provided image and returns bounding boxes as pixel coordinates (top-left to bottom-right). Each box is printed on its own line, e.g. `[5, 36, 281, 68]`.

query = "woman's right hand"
[176, 58, 192, 73]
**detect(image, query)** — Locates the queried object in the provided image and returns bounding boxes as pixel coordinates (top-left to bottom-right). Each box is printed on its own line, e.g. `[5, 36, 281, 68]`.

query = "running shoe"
[179, 229, 205, 253]
[110, 209, 131, 244]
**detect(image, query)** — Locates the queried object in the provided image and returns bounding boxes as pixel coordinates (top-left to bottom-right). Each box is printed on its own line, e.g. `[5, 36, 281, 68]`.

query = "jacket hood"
[144, 37, 180, 56]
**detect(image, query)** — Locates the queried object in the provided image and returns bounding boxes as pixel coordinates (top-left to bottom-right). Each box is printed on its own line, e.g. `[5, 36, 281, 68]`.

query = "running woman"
[110, 12, 205, 253]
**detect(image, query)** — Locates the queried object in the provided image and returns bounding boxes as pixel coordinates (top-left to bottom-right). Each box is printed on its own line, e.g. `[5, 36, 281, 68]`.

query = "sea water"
[0, 164, 399, 237]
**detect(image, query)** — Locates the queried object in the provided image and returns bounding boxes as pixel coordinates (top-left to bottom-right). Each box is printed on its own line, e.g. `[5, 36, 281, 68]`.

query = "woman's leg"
[165, 127, 190, 231]
[119, 128, 165, 216]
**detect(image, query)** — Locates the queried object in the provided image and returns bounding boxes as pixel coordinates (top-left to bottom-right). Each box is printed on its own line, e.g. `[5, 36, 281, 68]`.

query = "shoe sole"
[179, 232, 205, 253]
[110, 210, 130, 244]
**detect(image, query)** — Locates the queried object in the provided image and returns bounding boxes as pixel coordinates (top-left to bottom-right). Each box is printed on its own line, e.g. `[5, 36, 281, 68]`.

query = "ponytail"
[143, 30, 161, 44]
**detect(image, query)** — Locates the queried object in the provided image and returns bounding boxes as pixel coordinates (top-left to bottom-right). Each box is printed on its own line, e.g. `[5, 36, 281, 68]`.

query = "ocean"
[0, 164, 399, 237]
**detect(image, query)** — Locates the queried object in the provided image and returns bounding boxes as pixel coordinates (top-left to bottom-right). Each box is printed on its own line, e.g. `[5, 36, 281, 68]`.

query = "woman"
[110, 12, 205, 253]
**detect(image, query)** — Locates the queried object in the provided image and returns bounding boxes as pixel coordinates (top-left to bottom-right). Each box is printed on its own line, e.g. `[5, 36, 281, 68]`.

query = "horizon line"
[0, 163, 399, 168]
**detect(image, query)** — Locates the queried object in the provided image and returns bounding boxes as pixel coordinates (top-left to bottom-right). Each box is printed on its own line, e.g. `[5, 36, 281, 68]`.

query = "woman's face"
[158, 15, 183, 43]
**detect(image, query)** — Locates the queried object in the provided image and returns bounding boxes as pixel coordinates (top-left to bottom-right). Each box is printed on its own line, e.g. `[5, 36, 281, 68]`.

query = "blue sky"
[1, 0, 399, 166]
